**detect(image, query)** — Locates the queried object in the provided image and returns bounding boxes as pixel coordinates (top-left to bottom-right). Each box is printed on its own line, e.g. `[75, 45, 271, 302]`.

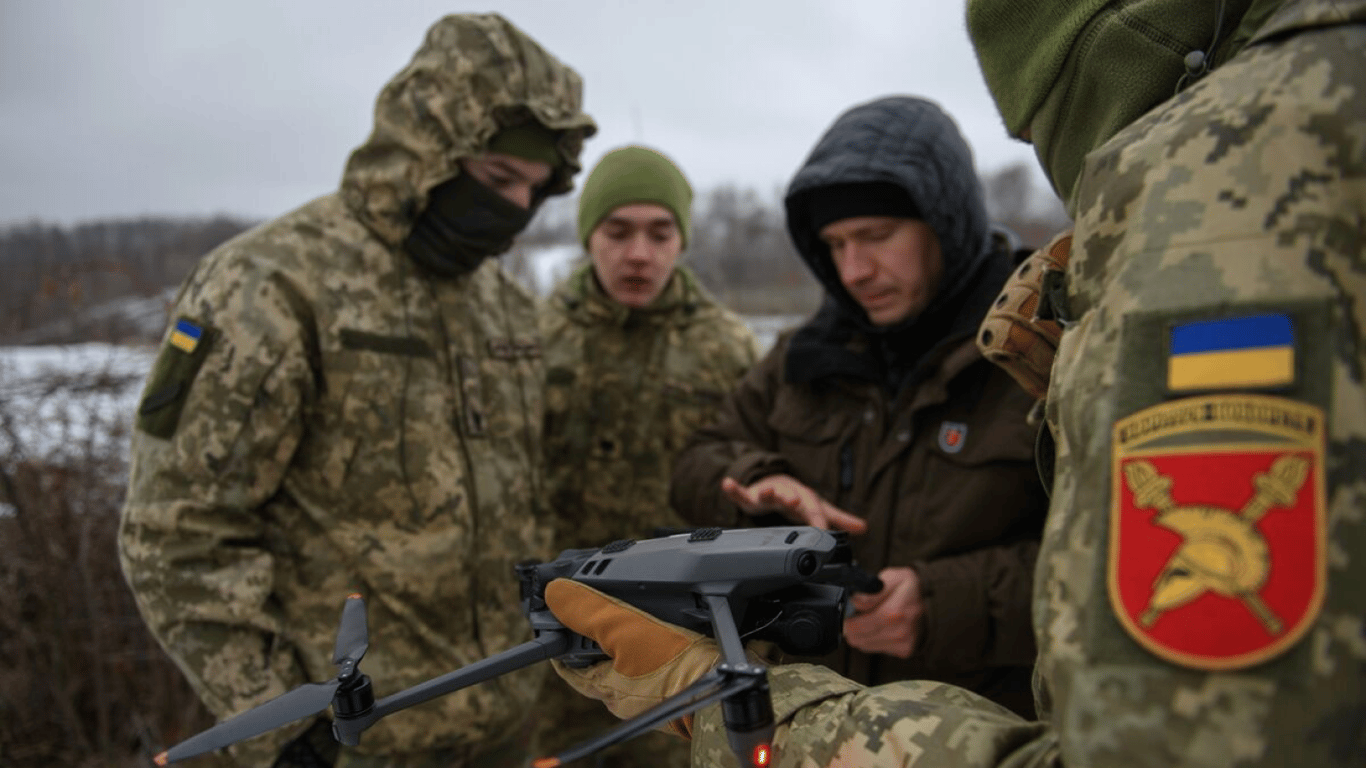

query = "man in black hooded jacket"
[670, 95, 1048, 718]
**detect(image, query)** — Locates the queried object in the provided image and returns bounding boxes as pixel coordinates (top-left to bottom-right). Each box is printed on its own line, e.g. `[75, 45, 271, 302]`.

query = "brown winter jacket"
[671, 325, 1047, 716]
[672, 96, 1049, 717]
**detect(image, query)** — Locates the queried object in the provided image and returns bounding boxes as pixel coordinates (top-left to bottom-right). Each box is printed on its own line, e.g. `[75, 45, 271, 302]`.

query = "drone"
[154, 526, 882, 768]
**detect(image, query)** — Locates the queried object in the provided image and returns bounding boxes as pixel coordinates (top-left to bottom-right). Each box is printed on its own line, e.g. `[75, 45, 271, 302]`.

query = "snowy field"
[0, 310, 799, 465]
[0, 343, 155, 463]
[747, 314, 800, 355]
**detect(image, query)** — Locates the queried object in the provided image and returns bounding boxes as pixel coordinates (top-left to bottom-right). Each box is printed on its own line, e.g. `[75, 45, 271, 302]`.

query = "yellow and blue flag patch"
[168, 318, 204, 354]
[1167, 313, 1295, 392]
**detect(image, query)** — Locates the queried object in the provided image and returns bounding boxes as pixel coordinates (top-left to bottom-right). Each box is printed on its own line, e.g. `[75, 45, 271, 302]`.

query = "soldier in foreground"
[536, 145, 758, 767]
[671, 95, 1047, 718]
[546, 0, 1366, 765]
[118, 14, 595, 768]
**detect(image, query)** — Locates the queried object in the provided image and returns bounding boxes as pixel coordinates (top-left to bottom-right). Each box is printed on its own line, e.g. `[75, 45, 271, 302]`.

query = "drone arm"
[367, 630, 573, 720]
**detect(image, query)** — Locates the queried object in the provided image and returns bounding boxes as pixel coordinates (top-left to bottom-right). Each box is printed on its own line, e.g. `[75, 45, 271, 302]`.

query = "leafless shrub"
[0, 353, 213, 768]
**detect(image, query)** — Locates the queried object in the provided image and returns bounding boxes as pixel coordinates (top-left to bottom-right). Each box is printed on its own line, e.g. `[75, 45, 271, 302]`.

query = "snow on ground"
[0, 343, 155, 464]
[0, 306, 801, 509]
[746, 314, 801, 356]
[528, 243, 583, 296]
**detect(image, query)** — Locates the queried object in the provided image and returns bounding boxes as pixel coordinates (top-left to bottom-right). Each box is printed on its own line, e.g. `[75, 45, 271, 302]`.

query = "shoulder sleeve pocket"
[136, 319, 215, 439]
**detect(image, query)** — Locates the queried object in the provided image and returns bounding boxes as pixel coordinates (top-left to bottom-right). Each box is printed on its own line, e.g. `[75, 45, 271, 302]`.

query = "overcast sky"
[0, 0, 1052, 228]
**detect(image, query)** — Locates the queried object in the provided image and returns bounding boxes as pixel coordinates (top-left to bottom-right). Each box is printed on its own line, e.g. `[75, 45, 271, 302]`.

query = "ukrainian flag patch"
[169, 318, 204, 354]
[1167, 313, 1295, 392]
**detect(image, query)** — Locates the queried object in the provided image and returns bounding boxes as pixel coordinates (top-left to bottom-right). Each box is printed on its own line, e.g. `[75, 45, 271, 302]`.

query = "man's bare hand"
[720, 474, 868, 534]
[843, 567, 924, 658]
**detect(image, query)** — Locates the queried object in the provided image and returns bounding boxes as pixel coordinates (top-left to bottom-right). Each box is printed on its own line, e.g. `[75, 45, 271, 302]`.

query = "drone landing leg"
[700, 593, 776, 768]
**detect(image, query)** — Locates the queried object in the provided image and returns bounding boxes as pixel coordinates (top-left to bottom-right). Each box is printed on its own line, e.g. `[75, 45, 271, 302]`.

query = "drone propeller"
[155, 593, 370, 765]
[333, 592, 370, 668]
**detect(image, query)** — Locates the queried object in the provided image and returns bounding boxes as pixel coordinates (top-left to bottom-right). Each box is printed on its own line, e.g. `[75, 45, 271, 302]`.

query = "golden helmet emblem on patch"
[1123, 455, 1309, 635]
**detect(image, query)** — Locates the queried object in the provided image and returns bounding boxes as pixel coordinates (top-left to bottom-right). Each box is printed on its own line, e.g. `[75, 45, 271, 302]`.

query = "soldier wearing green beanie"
[534, 145, 758, 768]
[576, 144, 694, 249]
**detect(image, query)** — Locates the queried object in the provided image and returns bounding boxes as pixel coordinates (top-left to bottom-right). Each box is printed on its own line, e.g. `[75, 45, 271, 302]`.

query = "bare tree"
[980, 162, 1071, 249]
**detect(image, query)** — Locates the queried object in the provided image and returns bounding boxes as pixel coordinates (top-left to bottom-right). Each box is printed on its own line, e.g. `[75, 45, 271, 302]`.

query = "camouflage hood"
[552, 261, 712, 327]
[340, 13, 597, 247]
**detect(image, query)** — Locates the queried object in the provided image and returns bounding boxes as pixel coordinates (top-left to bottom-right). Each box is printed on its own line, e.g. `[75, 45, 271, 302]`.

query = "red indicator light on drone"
[752, 743, 771, 767]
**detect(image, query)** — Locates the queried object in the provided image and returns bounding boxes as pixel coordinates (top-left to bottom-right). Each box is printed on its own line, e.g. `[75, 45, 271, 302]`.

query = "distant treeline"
[0, 164, 1068, 345]
[508, 183, 828, 316]
[0, 216, 256, 344]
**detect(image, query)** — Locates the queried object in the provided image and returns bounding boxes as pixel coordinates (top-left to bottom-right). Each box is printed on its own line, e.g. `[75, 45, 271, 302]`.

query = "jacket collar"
[1248, 0, 1366, 45]
[554, 261, 700, 328]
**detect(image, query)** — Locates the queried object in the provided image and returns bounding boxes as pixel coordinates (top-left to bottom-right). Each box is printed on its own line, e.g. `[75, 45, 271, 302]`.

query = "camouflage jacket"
[693, 1, 1366, 765]
[117, 14, 595, 765]
[538, 262, 758, 549]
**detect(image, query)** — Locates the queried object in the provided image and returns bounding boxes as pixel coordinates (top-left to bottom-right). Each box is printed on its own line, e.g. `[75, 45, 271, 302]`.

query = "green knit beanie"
[486, 122, 562, 168]
[577, 146, 693, 248]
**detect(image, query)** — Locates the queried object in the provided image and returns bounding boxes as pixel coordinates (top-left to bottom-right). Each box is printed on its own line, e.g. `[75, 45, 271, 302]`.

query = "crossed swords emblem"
[1122, 455, 1310, 635]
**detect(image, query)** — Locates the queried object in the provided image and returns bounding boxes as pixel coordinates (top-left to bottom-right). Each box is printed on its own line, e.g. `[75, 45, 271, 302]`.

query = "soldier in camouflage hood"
[547, 1, 1366, 767]
[535, 145, 758, 767]
[117, 14, 595, 768]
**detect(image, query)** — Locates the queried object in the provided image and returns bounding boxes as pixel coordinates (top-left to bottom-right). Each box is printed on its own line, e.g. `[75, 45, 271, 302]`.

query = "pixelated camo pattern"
[119, 13, 593, 766]
[534, 263, 755, 767]
[1041, 2, 1366, 765]
[538, 263, 759, 549]
[692, 1, 1366, 765]
[341, 13, 596, 249]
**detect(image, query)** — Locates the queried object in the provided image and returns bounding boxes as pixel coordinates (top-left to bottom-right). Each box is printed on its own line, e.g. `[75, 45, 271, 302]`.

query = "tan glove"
[977, 229, 1072, 400]
[545, 578, 723, 738]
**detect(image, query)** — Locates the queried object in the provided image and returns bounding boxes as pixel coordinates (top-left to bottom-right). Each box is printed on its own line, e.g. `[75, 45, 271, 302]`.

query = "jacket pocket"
[918, 416, 1043, 548]
[660, 381, 727, 453]
[764, 388, 850, 490]
[318, 346, 465, 530]
[766, 387, 848, 443]
[136, 318, 216, 439]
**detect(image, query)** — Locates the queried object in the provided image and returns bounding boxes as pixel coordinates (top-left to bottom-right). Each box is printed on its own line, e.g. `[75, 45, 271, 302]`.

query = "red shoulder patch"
[1109, 394, 1326, 670]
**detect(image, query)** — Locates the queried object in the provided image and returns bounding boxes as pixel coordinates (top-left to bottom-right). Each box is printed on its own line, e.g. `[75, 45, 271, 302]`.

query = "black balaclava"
[403, 173, 534, 277]
[403, 122, 562, 277]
